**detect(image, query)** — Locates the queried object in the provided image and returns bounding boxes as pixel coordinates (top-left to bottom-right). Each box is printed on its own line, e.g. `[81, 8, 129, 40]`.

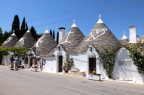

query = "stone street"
[0, 65, 144, 95]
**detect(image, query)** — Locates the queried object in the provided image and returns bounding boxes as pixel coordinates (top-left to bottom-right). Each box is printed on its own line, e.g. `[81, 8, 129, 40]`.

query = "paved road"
[0, 65, 144, 95]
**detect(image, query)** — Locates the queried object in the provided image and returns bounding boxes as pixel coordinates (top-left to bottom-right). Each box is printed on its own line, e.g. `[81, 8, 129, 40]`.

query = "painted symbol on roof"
[36, 35, 45, 47]
[86, 27, 107, 41]
[61, 30, 74, 44]
[3, 37, 12, 44]
[19, 37, 26, 46]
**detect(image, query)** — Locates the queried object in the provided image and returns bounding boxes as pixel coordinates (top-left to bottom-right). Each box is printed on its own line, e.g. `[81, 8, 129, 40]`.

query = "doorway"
[89, 58, 96, 74]
[58, 56, 63, 72]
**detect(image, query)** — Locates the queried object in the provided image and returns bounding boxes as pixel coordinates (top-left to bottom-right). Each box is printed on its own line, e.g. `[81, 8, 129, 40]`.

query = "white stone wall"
[113, 47, 144, 84]
[43, 57, 57, 73]
[72, 54, 88, 75]
[132, 64, 144, 84]
[43, 46, 67, 73]
[1, 52, 14, 65]
[71, 47, 108, 80]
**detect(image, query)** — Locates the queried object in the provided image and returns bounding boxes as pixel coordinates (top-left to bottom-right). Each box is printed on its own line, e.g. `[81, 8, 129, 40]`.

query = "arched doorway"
[88, 57, 96, 74]
[58, 56, 63, 72]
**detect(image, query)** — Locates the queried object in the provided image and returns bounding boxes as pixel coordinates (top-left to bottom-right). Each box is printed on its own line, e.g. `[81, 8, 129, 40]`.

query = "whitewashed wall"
[132, 63, 144, 84]
[43, 57, 57, 73]
[72, 54, 88, 74]
[113, 47, 144, 84]
[72, 46, 108, 79]
[43, 46, 66, 73]
[1, 52, 14, 65]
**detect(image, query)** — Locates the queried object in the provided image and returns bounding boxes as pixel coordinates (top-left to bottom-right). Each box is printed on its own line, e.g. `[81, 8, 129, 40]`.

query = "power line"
[3, 0, 144, 31]
[28, 0, 113, 22]
[35, 0, 144, 27]
[2, 0, 112, 31]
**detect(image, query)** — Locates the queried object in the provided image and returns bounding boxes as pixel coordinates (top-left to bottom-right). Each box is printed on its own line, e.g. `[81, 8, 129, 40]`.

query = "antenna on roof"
[46, 26, 48, 30]
[71, 19, 77, 27]
[99, 14, 101, 19]
[73, 19, 75, 24]
[123, 31, 126, 35]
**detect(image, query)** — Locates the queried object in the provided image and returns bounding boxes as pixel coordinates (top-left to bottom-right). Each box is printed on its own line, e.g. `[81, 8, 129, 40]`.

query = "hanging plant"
[97, 45, 120, 78]
[63, 53, 73, 73]
[125, 42, 144, 74]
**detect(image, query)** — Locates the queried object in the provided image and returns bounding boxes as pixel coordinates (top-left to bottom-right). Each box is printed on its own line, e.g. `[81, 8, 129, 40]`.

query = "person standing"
[20, 56, 25, 69]
[40, 58, 45, 71]
[10, 55, 15, 70]
[14, 56, 19, 71]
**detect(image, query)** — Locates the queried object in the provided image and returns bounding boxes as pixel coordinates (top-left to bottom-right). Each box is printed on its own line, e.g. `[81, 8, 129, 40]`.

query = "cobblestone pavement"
[0, 65, 144, 95]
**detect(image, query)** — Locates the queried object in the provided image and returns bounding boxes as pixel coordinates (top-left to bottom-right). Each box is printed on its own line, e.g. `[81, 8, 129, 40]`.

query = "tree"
[21, 17, 26, 37]
[50, 30, 52, 36]
[0, 27, 3, 45]
[56, 32, 59, 44]
[126, 43, 144, 74]
[30, 26, 37, 41]
[52, 30, 55, 39]
[98, 45, 120, 78]
[3, 31, 11, 42]
[12, 15, 21, 39]
[25, 23, 28, 31]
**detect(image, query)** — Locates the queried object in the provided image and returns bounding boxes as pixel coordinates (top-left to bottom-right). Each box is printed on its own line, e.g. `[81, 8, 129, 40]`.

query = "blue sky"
[0, 0, 144, 40]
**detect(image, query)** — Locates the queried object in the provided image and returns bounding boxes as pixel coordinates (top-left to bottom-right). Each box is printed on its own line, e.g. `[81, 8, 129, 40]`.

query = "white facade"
[43, 46, 66, 73]
[129, 26, 137, 43]
[43, 57, 57, 73]
[113, 47, 144, 84]
[42, 45, 108, 80]
[1, 52, 14, 65]
[71, 46, 108, 79]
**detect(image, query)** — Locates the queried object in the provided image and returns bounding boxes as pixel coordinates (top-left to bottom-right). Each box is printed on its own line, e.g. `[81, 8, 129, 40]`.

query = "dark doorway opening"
[89, 58, 96, 74]
[30, 57, 33, 67]
[58, 56, 63, 72]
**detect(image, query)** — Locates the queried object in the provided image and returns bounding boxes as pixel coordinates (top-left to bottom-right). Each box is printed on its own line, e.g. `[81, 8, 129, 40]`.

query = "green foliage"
[25, 23, 28, 31]
[63, 54, 73, 73]
[3, 31, 11, 42]
[0, 47, 9, 55]
[0, 27, 3, 45]
[56, 32, 59, 44]
[50, 30, 52, 36]
[21, 17, 26, 37]
[125, 42, 144, 74]
[0, 47, 29, 64]
[52, 30, 55, 39]
[30, 26, 37, 41]
[98, 45, 120, 78]
[12, 15, 21, 38]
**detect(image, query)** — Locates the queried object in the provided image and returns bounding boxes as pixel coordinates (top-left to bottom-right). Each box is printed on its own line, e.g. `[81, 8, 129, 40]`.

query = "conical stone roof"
[32, 29, 57, 57]
[60, 21, 85, 54]
[77, 15, 120, 53]
[14, 30, 36, 48]
[1, 33, 19, 48]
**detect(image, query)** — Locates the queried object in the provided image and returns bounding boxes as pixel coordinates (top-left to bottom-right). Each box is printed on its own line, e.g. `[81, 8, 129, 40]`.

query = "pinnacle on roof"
[122, 31, 128, 40]
[97, 14, 104, 23]
[27, 29, 30, 32]
[44, 26, 50, 33]
[71, 19, 77, 27]
[12, 32, 15, 36]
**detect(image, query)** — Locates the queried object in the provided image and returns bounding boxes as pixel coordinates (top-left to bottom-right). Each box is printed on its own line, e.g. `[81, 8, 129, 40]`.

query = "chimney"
[129, 26, 137, 43]
[58, 27, 65, 43]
